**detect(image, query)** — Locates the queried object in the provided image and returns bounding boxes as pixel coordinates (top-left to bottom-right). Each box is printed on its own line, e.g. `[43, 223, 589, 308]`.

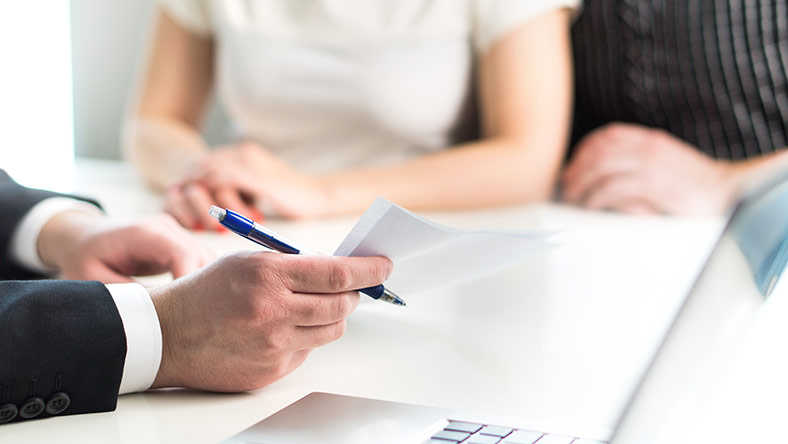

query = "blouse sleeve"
[472, 0, 581, 53]
[158, 0, 213, 36]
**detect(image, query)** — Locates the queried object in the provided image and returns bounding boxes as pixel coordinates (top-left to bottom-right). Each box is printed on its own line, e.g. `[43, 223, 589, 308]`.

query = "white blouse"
[159, 0, 579, 173]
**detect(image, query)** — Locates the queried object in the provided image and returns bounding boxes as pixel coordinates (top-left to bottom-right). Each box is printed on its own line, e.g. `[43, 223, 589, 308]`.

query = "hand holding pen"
[209, 206, 406, 306]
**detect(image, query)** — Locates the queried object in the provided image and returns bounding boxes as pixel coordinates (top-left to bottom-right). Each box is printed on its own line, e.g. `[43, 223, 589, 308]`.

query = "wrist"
[149, 283, 175, 388]
[149, 281, 186, 389]
[37, 210, 103, 270]
[717, 159, 758, 202]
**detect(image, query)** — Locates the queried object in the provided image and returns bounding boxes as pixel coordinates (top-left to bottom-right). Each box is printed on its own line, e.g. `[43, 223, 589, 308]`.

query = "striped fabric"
[571, 0, 788, 160]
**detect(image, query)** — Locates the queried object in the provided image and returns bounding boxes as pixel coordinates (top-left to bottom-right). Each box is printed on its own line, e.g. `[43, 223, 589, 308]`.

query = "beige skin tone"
[38, 211, 213, 282]
[125, 8, 574, 229]
[38, 210, 393, 392]
[562, 122, 788, 215]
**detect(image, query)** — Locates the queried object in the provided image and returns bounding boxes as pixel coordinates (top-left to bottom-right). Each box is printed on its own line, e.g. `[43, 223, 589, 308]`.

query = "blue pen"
[208, 206, 406, 306]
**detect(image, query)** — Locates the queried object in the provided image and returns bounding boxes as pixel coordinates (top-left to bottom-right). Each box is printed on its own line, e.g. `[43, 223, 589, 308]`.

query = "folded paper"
[335, 197, 556, 294]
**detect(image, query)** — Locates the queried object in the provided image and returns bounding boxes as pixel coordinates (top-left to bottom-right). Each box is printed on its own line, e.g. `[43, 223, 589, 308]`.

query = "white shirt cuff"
[9, 197, 102, 274]
[106, 283, 163, 394]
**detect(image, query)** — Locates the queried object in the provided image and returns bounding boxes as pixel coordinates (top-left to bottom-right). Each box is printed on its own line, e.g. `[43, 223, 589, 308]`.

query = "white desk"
[3, 158, 787, 443]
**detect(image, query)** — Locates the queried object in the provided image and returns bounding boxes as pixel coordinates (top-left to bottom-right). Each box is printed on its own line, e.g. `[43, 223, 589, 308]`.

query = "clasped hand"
[562, 123, 737, 215]
[165, 142, 332, 229]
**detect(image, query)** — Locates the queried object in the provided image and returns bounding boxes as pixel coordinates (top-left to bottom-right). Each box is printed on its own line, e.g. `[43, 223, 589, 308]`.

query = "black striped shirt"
[571, 0, 788, 160]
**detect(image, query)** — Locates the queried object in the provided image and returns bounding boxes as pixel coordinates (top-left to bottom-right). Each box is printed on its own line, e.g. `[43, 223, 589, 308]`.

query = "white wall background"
[71, 0, 227, 160]
[0, 2, 74, 191]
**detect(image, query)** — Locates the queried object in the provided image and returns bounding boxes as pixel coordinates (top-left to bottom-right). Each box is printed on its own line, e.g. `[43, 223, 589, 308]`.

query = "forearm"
[725, 149, 788, 192]
[320, 136, 566, 214]
[315, 7, 572, 215]
[123, 116, 209, 191]
[0, 280, 126, 421]
[124, 9, 215, 191]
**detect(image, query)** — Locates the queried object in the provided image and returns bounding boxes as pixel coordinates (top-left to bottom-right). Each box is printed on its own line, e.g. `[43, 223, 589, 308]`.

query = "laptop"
[221, 168, 788, 444]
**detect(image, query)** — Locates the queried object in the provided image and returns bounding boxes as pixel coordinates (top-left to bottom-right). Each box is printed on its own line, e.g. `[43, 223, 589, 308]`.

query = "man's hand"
[37, 211, 214, 282]
[562, 123, 737, 215]
[164, 142, 331, 230]
[148, 252, 393, 392]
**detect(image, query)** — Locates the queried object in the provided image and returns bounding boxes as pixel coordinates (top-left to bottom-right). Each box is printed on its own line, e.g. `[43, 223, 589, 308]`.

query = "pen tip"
[208, 206, 227, 221]
[382, 288, 407, 306]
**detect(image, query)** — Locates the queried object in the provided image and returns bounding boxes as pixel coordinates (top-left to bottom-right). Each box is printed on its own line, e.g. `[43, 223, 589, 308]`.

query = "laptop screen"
[609, 171, 788, 443]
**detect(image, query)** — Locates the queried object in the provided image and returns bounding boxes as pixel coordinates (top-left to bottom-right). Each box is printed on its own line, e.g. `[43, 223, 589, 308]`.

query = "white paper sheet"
[334, 197, 556, 295]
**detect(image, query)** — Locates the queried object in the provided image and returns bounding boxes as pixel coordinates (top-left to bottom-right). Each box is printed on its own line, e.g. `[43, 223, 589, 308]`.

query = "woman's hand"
[164, 142, 333, 229]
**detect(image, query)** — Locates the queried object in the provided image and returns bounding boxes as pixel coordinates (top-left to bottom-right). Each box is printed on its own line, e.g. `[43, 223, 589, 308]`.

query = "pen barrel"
[359, 285, 384, 300]
[216, 207, 389, 300]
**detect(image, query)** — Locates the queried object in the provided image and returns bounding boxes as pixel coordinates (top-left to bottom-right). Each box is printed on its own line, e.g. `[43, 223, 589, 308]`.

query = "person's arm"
[124, 9, 260, 229]
[0, 169, 214, 282]
[0, 280, 128, 423]
[561, 123, 788, 215]
[170, 8, 574, 222]
[123, 8, 214, 191]
[0, 169, 101, 279]
[319, 8, 573, 214]
[0, 251, 391, 424]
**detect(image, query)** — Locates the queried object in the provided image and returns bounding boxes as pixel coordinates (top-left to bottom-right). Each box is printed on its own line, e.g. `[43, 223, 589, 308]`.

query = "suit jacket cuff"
[106, 283, 163, 394]
[9, 197, 103, 274]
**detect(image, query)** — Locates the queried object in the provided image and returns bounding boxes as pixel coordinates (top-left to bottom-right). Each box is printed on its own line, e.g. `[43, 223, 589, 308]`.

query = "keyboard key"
[573, 440, 608, 444]
[502, 429, 543, 443]
[535, 434, 575, 444]
[432, 430, 471, 442]
[480, 425, 513, 437]
[446, 421, 483, 434]
[466, 433, 502, 444]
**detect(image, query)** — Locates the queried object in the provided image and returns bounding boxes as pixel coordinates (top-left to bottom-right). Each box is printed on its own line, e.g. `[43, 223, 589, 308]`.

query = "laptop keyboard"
[423, 420, 607, 444]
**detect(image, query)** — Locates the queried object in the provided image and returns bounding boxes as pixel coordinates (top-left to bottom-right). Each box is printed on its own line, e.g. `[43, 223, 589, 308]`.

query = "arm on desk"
[0, 280, 127, 423]
[0, 252, 393, 424]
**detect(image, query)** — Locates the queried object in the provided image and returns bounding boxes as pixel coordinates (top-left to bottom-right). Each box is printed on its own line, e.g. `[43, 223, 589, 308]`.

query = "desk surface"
[3, 158, 787, 443]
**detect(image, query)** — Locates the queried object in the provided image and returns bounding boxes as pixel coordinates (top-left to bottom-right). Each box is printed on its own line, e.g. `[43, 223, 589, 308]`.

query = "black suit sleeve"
[0, 280, 127, 423]
[0, 169, 101, 280]
[0, 170, 126, 423]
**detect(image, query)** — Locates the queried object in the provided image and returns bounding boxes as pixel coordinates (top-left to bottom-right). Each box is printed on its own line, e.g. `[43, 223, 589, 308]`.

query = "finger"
[114, 220, 207, 278]
[275, 255, 394, 293]
[159, 213, 218, 265]
[214, 187, 259, 223]
[562, 154, 642, 204]
[562, 126, 618, 185]
[196, 168, 267, 220]
[112, 240, 194, 277]
[164, 187, 198, 229]
[562, 138, 611, 202]
[68, 261, 135, 284]
[562, 123, 644, 188]
[582, 174, 647, 211]
[182, 183, 223, 230]
[618, 200, 659, 215]
[292, 320, 348, 349]
[285, 291, 360, 326]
